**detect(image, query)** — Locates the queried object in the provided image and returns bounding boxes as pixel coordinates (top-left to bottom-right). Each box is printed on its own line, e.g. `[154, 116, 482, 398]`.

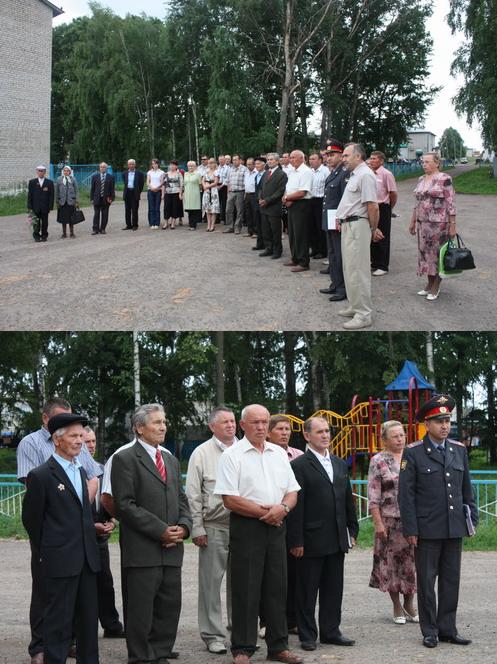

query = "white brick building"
[0, 0, 62, 192]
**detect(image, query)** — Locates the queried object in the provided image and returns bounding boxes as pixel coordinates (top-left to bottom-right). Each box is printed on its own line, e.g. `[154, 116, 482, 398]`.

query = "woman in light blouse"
[368, 421, 417, 624]
[409, 153, 457, 301]
[146, 159, 165, 228]
[183, 161, 203, 230]
[162, 160, 184, 229]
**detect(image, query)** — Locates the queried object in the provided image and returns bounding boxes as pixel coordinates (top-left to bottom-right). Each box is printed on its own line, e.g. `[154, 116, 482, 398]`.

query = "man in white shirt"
[309, 153, 329, 260]
[186, 407, 238, 654]
[243, 158, 258, 237]
[282, 151, 313, 272]
[214, 404, 303, 664]
[287, 417, 358, 652]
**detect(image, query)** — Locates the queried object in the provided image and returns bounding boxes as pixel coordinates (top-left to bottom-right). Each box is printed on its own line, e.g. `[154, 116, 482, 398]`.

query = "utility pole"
[426, 332, 435, 385]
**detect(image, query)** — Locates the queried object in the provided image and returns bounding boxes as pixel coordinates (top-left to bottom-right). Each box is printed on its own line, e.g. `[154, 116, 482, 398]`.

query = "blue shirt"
[128, 171, 135, 188]
[53, 452, 83, 503]
[16, 426, 101, 481]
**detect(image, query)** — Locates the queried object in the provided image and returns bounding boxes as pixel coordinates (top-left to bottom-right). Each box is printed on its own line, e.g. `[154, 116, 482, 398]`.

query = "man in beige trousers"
[185, 406, 238, 654]
[335, 143, 380, 329]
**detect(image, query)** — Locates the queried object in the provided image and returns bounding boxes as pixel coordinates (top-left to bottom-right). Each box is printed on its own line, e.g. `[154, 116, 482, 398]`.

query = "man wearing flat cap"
[22, 413, 101, 664]
[320, 141, 349, 302]
[398, 394, 478, 650]
[27, 165, 54, 242]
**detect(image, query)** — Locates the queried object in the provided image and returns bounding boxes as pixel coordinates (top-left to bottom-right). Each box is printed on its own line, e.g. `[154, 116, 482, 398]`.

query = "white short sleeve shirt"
[214, 436, 300, 505]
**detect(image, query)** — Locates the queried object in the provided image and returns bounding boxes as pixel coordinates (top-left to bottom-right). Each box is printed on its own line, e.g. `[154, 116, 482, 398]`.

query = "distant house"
[0, 0, 63, 193]
[398, 130, 437, 161]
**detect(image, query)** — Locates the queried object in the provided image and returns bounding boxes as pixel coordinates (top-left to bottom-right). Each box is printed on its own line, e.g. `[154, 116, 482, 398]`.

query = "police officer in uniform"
[398, 394, 478, 649]
[319, 141, 349, 302]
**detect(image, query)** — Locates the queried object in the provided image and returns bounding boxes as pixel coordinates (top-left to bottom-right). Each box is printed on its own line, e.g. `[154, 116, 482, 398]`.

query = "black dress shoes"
[319, 268, 329, 275]
[321, 636, 355, 646]
[259, 250, 273, 257]
[271, 253, 282, 259]
[319, 287, 335, 295]
[329, 294, 347, 302]
[103, 627, 125, 638]
[439, 634, 472, 645]
[252, 245, 263, 251]
[423, 636, 438, 648]
[300, 642, 316, 651]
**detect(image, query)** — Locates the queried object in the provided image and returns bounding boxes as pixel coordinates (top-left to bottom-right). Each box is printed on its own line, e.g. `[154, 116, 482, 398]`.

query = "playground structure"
[282, 360, 436, 479]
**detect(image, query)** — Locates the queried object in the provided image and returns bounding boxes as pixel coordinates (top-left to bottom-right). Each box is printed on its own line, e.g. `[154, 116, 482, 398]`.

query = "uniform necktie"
[100, 174, 105, 197]
[437, 444, 445, 458]
[155, 448, 167, 482]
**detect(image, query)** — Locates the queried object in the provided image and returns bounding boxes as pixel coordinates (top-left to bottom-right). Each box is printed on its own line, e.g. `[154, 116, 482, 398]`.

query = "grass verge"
[0, 191, 94, 217]
[453, 166, 497, 194]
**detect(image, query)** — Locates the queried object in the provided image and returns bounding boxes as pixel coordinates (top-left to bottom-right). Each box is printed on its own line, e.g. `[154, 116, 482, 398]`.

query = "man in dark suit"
[90, 162, 115, 235]
[287, 416, 358, 652]
[111, 404, 192, 664]
[27, 165, 54, 242]
[319, 141, 349, 302]
[259, 153, 288, 259]
[399, 394, 478, 649]
[122, 159, 145, 231]
[22, 413, 101, 664]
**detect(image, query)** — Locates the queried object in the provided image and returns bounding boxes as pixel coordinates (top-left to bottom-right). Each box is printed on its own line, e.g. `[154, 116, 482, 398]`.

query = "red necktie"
[268, 170, 272, 180]
[155, 448, 167, 482]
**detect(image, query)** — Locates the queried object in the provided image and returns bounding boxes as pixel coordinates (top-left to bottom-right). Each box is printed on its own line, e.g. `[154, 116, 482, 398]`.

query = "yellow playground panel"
[278, 402, 426, 462]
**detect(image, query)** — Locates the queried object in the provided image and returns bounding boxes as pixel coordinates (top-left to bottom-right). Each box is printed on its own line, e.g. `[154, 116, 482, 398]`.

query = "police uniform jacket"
[321, 166, 348, 231]
[398, 434, 478, 539]
[22, 457, 100, 578]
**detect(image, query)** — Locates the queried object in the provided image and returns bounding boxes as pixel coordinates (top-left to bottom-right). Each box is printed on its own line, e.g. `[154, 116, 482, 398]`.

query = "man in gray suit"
[112, 404, 192, 664]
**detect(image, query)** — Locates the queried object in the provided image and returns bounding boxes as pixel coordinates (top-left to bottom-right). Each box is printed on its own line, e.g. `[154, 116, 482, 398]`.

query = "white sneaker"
[372, 269, 388, 276]
[342, 315, 372, 330]
[207, 641, 227, 654]
[417, 289, 429, 296]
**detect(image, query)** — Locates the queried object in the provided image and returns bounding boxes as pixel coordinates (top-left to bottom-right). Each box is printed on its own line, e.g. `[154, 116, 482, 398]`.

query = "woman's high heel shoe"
[426, 290, 440, 301]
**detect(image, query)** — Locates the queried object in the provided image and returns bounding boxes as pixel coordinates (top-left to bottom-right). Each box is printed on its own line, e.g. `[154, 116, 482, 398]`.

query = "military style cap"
[415, 394, 455, 422]
[325, 139, 344, 154]
[47, 412, 88, 435]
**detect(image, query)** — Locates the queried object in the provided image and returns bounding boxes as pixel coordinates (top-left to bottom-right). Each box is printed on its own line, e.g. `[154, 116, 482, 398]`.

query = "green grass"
[453, 165, 497, 194]
[355, 518, 497, 550]
[394, 169, 423, 181]
[0, 190, 97, 217]
[0, 449, 17, 474]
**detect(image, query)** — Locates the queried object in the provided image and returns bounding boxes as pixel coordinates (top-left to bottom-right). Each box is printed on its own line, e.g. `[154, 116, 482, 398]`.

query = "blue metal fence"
[49, 164, 120, 190]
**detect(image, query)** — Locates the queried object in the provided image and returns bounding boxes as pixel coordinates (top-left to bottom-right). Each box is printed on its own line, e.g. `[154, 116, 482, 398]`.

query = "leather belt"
[340, 215, 366, 223]
[231, 190, 245, 193]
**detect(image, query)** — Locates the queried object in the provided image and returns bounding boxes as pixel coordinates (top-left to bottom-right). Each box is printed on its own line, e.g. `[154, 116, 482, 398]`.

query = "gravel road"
[0, 165, 494, 331]
[0, 540, 496, 664]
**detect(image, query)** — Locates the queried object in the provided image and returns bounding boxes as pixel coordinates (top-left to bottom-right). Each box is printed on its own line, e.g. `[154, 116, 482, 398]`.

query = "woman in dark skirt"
[162, 160, 184, 229]
[55, 165, 79, 238]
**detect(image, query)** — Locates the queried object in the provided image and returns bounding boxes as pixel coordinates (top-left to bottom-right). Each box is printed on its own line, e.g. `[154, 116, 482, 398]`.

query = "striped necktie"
[155, 448, 167, 482]
[100, 174, 105, 197]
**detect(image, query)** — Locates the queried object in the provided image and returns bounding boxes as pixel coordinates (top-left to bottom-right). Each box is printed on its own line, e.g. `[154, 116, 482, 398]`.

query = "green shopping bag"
[439, 241, 462, 278]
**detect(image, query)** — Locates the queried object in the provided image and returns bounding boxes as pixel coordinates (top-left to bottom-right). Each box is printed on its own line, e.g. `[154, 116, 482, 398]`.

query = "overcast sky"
[53, 0, 482, 150]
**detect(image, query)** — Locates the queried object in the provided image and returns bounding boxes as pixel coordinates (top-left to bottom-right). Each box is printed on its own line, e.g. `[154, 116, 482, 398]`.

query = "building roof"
[408, 130, 436, 136]
[38, 0, 64, 17]
[385, 360, 436, 391]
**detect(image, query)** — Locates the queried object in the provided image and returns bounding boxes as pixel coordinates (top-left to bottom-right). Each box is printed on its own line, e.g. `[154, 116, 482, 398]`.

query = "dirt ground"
[0, 165, 495, 331]
[0, 540, 496, 664]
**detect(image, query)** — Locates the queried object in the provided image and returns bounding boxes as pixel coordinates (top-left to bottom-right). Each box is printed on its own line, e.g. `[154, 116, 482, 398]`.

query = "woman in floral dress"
[368, 421, 418, 623]
[202, 158, 220, 232]
[409, 153, 457, 301]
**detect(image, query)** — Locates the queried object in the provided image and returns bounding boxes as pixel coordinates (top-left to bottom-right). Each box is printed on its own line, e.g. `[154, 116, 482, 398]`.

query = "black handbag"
[71, 209, 85, 225]
[443, 234, 475, 271]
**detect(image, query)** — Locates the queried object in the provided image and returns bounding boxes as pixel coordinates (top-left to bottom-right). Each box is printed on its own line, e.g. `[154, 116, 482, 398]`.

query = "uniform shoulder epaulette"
[408, 440, 424, 448]
[447, 438, 465, 447]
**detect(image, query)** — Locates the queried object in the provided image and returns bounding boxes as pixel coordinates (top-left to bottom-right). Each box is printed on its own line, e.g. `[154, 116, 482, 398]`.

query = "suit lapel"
[134, 442, 165, 484]
[48, 457, 81, 506]
[306, 450, 332, 484]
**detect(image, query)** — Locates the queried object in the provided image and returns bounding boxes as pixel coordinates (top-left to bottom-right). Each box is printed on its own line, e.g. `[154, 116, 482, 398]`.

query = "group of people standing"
[18, 390, 477, 664]
[26, 146, 458, 326]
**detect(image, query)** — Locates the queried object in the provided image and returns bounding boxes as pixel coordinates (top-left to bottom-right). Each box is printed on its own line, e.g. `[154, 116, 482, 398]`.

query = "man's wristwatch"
[281, 502, 290, 513]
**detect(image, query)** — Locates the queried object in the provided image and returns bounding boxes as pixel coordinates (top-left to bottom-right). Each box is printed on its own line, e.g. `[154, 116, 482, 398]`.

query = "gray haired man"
[186, 407, 238, 654]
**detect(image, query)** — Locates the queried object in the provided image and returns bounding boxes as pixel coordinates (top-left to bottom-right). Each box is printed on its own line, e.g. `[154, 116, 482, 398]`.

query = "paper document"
[463, 504, 476, 536]
[327, 209, 338, 231]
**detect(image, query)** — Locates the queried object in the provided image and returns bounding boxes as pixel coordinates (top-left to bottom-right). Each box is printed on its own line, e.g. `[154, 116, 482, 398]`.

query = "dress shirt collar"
[213, 435, 237, 452]
[428, 436, 446, 449]
[270, 166, 278, 173]
[53, 452, 82, 471]
[137, 437, 160, 462]
[38, 178, 45, 186]
[308, 446, 330, 462]
[239, 435, 274, 454]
